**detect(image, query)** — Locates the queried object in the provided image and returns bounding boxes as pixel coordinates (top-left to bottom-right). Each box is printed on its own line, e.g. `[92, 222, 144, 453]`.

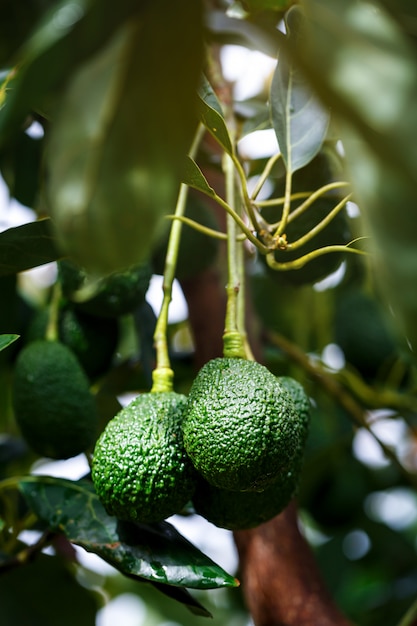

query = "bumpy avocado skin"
[12, 340, 98, 459]
[192, 375, 311, 529]
[277, 376, 311, 432]
[182, 358, 307, 493]
[92, 392, 196, 524]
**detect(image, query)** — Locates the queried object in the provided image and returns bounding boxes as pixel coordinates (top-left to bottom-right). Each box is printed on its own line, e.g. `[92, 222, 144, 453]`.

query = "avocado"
[182, 358, 308, 492]
[12, 340, 98, 459]
[92, 392, 196, 524]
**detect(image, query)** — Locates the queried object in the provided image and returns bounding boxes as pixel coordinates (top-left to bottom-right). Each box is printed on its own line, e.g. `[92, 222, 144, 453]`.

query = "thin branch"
[0, 530, 55, 575]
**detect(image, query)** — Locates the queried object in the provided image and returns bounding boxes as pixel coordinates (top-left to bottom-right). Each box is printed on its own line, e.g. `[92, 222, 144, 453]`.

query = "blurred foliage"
[1, 1, 417, 626]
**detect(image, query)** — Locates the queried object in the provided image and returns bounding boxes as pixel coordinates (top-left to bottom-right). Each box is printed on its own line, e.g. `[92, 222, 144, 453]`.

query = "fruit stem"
[45, 281, 62, 342]
[250, 152, 283, 201]
[395, 591, 417, 626]
[274, 166, 293, 237]
[223, 151, 246, 360]
[265, 241, 367, 272]
[284, 193, 353, 252]
[152, 124, 205, 392]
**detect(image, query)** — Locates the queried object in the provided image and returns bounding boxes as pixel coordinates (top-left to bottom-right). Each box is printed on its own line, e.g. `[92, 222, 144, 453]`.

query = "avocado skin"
[182, 358, 309, 493]
[12, 340, 98, 459]
[92, 392, 196, 524]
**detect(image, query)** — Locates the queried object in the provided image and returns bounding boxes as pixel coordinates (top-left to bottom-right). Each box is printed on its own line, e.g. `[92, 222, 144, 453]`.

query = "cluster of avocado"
[11, 193, 220, 467]
[91, 357, 310, 530]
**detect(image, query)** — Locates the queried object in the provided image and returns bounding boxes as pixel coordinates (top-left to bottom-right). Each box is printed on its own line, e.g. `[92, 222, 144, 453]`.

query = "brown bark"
[180, 267, 226, 370]
[234, 503, 354, 626]
[181, 268, 354, 626]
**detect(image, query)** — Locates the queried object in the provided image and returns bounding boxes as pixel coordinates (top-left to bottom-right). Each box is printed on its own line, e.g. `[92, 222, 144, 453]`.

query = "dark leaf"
[300, 0, 417, 182]
[150, 582, 212, 618]
[0, 334, 19, 352]
[270, 6, 329, 173]
[300, 0, 417, 352]
[207, 10, 282, 57]
[182, 157, 216, 198]
[0, 218, 60, 275]
[0, 0, 149, 147]
[18, 476, 239, 591]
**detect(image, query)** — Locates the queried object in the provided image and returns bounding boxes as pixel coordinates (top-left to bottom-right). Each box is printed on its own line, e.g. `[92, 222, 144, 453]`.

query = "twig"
[0, 530, 55, 575]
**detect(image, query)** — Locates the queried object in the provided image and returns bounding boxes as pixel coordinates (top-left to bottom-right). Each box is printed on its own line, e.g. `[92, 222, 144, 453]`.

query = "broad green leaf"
[0, 334, 19, 352]
[149, 582, 212, 618]
[300, 0, 417, 352]
[19, 476, 239, 591]
[182, 157, 216, 198]
[0, 218, 59, 275]
[198, 78, 234, 156]
[46, 0, 204, 274]
[270, 6, 329, 173]
[207, 10, 282, 57]
[238, 99, 272, 137]
[299, 0, 417, 181]
[0, 0, 149, 147]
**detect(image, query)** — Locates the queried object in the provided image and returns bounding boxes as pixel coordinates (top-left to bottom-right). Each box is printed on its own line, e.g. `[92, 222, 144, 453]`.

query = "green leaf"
[46, 0, 204, 274]
[207, 10, 282, 57]
[18, 476, 239, 591]
[198, 77, 234, 156]
[150, 582, 213, 618]
[270, 6, 329, 173]
[0, 218, 60, 275]
[0, 334, 19, 352]
[300, 0, 417, 353]
[182, 157, 216, 198]
[300, 0, 417, 182]
[0, 0, 149, 147]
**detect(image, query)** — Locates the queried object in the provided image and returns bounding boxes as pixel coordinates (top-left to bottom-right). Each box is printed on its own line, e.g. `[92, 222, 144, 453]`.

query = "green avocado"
[58, 260, 152, 318]
[27, 306, 119, 380]
[191, 374, 310, 529]
[12, 340, 98, 459]
[192, 467, 300, 530]
[91, 392, 196, 524]
[182, 358, 309, 493]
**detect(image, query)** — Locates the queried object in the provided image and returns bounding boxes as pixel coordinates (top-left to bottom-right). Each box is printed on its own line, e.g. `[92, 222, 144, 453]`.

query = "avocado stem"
[222, 151, 246, 359]
[45, 281, 62, 342]
[152, 124, 205, 391]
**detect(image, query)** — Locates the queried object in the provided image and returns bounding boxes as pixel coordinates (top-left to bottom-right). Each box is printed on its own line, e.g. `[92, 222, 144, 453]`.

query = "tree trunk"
[234, 503, 354, 626]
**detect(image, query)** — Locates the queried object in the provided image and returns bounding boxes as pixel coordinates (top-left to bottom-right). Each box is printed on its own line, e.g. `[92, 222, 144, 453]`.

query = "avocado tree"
[1, 1, 417, 625]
